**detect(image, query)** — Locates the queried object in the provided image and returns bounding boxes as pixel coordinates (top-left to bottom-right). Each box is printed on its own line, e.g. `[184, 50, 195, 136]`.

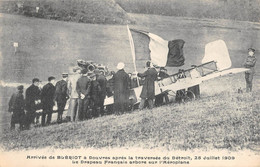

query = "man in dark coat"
[94, 69, 107, 116]
[76, 69, 91, 120]
[113, 62, 130, 115]
[41, 76, 56, 126]
[8, 85, 25, 130]
[138, 61, 158, 110]
[244, 48, 257, 92]
[54, 73, 69, 123]
[25, 78, 41, 129]
[89, 72, 101, 118]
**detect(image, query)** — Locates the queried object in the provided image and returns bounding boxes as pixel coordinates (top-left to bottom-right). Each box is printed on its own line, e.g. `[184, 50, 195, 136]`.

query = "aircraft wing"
[200, 68, 249, 81]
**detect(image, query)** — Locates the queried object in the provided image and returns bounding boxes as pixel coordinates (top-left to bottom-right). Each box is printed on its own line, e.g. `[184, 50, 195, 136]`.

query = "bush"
[0, 0, 133, 25]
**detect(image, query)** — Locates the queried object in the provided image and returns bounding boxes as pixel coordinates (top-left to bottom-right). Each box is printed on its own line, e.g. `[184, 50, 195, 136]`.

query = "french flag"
[128, 28, 185, 67]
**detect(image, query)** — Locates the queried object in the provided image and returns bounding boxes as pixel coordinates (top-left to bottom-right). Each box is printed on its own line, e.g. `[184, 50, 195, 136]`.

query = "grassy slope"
[1, 74, 260, 151]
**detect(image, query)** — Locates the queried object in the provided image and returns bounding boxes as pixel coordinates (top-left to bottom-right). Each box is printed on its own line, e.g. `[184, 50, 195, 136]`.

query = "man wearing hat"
[54, 73, 69, 123]
[8, 85, 25, 130]
[41, 76, 56, 126]
[67, 66, 81, 121]
[137, 61, 158, 110]
[244, 48, 257, 92]
[113, 62, 131, 115]
[76, 68, 91, 120]
[94, 69, 107, 116]
[25, 78, 41, 129]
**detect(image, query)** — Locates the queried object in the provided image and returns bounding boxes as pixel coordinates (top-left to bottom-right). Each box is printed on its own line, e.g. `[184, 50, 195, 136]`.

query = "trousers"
[139, 98, 154, 110]
[245, 72, 254, 92]
[41, 106, 53, 126]
[67, 98, 79, 121]
[57, 102, 66, 123]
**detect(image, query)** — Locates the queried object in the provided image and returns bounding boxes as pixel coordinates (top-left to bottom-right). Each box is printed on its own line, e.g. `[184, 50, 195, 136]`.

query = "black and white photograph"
[0, 0, 259, 166]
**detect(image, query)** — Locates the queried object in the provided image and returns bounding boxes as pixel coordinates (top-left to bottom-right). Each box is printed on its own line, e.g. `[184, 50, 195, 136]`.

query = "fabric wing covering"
[202, 40, 232, 71]
[130, 28, 185, 67]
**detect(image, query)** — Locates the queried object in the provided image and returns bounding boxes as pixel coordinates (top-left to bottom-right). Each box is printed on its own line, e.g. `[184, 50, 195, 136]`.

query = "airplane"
[103, 33, 249, 107]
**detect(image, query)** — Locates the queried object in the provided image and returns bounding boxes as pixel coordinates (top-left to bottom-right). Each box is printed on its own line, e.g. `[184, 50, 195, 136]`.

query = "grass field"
[1, 74, 260, 151]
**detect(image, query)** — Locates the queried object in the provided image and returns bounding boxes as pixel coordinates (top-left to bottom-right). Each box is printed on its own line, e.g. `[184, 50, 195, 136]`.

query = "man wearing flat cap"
[8, 85, 25, 130]
[25, 78, 41, 129]
[41, 76, 56, 126]
[113, 62, 131, 115]
[54, 73, 69, 123]
[244, 48, 257, 92]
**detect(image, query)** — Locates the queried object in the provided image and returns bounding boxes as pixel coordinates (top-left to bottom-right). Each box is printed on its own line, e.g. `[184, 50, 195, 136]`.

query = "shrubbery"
[0, 0, 134, 24]
[0, 0, 259, 24]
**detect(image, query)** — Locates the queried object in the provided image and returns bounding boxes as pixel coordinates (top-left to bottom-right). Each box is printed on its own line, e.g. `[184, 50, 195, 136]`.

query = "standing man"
[244, 48, 257, 92]
[76, 69, 91, 120]
[89, 72, 101, 118]
[138, 61, 158, 110]
[113, 62, 130, 115]
[8, 85, 25, 130]
[55, 73, 69, 123]
[25, 78, 41, 129]
[94, 69, 107, 116]
[41, 76, 56, 126]
[67, 67, 81, 121]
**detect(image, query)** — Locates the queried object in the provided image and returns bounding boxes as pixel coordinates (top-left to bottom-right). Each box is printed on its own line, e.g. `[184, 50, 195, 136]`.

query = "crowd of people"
[7, 47, 257, 131]
[8, 61, 170, 131]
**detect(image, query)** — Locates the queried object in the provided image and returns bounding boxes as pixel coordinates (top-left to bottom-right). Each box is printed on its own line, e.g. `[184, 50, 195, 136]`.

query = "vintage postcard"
[0, 0, 259, 166]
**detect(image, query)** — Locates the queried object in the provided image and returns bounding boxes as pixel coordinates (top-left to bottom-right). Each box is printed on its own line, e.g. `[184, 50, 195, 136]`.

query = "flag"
[129, 28, 185, 67]
[127, 25, 136, 64]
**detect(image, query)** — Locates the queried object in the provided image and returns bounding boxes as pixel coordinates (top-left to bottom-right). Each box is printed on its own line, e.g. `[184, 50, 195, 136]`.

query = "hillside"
[1, 0, 260, 24]
[0, 0, 134, 24]
[1, 74, 260, 151]
[0, 13, 259, 84]
[116, 0, 260, 22]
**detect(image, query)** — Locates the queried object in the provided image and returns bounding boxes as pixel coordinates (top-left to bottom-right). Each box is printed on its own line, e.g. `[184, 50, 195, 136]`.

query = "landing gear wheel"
[183, 90, 196, 102]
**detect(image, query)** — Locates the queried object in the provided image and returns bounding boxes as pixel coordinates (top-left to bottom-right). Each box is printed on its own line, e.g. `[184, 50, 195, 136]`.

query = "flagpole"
[127, 25, 140, 86]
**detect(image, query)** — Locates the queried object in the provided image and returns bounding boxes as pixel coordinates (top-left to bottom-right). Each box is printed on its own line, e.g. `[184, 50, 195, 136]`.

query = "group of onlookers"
[8, 61, 168, 130]
[8, 47, 257, 131]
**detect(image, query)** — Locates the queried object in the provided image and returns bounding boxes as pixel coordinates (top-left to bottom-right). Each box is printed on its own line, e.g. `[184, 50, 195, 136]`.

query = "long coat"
[9, 91, 25, 123]
[68, 73, 81, 99]
[9, 91, 25, 112]
[25, 84, 41, 111]
[138, 68, 158, 99]
[113, 69, 130, 105]
[89, 80, 101, 102]
[41, 83, 56, 110]
[76, 75, 91, 98]
[97, 74, 107, 98]
[55, 80, 68, 104]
